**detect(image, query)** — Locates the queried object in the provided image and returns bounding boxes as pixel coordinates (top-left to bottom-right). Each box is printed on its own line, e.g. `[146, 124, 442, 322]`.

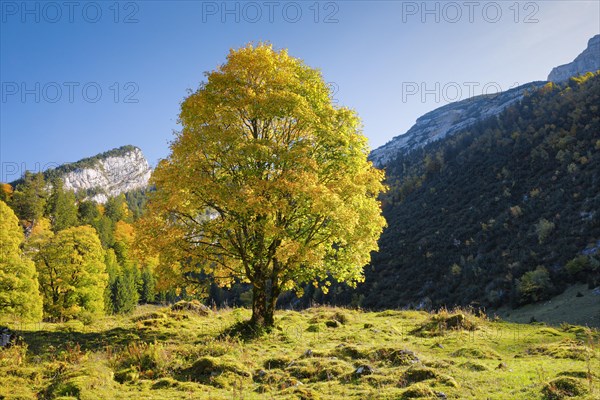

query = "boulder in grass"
[171, 300, 211, 316]
[354, 365, 374, 376]
[0, 326, 14, 348]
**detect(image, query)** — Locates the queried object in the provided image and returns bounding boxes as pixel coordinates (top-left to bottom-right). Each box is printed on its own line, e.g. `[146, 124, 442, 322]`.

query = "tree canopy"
[33, 225, 108, 321]
[141, 43, 386, 327]
[0, 200, 43, 322]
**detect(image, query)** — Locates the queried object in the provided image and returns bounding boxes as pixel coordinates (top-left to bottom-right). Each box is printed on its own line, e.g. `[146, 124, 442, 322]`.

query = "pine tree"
[78, 200, 100, 226]
[11, 172, 47, 228]
[103, 249, 120, 315]
[104, 249, 140, 314]
[105, 194, 132, 223]
[93, 215, 115, 248]
[140, 265, 156, 303]
[111, 264, 139, 314]
[47, 177, 78, 233]
[0, 200, 43, 322]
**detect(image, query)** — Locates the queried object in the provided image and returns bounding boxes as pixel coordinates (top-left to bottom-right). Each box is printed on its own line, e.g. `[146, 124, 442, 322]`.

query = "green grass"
[495, 284, 600, 328]
[1, 305, 599, 399]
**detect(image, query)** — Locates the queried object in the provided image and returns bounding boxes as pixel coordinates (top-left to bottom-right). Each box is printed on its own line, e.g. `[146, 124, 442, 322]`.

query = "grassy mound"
[459, 361, 490, 371]
[411, 309, 479, 337]
[286, 357, 355, 382]
[178, 356, 250, 383]
[451, 346, 501, 360]
[398, 366, 458, 388]
[527, 339, 595, 360]
[370, 347, 421, 366]
[171, 300, 211, 316]
[400, 383, 438, 398]
[542, 376, 589, 399]
[331, 344, 369, 360]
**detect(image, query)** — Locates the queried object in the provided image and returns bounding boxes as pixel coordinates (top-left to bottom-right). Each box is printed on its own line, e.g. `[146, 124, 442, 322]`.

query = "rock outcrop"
[369, 82, 546, 167]
[548, 34, 600, 82]
[49, 145, 151, 203]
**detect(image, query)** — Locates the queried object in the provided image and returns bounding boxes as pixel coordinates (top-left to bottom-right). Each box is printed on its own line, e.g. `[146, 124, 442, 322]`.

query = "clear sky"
[1, 0, 599, 181]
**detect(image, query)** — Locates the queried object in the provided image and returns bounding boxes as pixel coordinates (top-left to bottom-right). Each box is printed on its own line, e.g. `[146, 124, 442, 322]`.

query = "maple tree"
[0, 200, 43, 322]
[141, 44, 386, 328]
[33, 225, 107, 321]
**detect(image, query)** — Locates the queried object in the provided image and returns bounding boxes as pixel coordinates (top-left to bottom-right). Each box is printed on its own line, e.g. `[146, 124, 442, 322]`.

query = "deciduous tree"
[0, 200, 43, 322]
[141, 44, 386, 328]
[34, 225, 108, 321]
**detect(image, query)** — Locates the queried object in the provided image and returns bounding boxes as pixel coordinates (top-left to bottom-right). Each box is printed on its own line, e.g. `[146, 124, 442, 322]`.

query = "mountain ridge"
[370, 34, 600, 168]
[548, 34, 600, 82]
[369, 82, 546, 167]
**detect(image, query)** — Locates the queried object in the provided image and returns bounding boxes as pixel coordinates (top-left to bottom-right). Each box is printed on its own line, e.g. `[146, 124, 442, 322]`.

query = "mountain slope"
[358, 74, 600, 311]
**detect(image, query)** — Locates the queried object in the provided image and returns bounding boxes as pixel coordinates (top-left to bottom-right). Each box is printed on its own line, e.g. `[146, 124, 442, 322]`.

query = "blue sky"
[1, 1, 599, 181]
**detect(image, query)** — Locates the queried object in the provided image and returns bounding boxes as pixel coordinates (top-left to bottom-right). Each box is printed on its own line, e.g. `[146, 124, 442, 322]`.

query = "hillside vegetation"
[1, 305, 599, 399]
[346, 73, 600, 311]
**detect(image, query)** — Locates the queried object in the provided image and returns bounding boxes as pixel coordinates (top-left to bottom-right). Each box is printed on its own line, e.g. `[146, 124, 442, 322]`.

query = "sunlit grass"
[1, 305, 598, 399]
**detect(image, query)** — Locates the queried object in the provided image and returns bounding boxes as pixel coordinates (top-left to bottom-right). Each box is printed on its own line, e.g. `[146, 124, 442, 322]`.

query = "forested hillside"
[355, 73, 600, 310]
[0, 175, 181, 323]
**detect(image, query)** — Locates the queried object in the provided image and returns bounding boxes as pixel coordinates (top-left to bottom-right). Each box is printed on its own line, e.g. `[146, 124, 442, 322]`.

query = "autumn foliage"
[140, 44, 386, 327]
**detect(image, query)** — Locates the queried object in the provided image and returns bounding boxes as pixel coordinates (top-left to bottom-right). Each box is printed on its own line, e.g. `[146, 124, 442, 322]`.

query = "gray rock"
[548, 35, 600, 82]
[54, 146, 151, 203]
[354, 365, 374, 376]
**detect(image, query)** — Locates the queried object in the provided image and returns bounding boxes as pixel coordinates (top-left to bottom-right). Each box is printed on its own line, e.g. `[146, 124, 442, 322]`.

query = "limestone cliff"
[48, 145, 151, 203]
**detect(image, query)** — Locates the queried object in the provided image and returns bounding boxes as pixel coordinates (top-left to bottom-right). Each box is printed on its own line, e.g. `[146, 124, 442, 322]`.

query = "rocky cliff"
[369, 82, 545, 167]
[548, 34, 600, 82]
[48, 145, 151, 203]
[370, 35, 599, 168]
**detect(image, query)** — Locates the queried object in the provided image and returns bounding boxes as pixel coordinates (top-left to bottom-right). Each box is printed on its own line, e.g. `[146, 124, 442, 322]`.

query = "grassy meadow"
[1, 304, 599, 399]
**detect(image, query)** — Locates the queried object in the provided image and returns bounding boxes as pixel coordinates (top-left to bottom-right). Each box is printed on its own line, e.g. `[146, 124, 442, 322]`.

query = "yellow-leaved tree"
[140, 44, 386, 328]
[34, 225, 108, 321]
[0, 200, 43, 322]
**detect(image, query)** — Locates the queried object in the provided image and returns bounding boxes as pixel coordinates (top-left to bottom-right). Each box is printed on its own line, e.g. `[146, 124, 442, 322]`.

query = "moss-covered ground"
[1, 305, 598, 399]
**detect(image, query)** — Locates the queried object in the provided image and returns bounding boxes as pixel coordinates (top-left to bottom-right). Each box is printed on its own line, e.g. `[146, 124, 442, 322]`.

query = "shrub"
[535, 218, 555, 244]
[566, 256, 588, 273]
[517, 266, 553, 303]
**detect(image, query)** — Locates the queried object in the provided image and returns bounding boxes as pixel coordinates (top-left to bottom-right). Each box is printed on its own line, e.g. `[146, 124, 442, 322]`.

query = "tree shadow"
[17, 326, 170, 356]
[217, 320, 271, 342]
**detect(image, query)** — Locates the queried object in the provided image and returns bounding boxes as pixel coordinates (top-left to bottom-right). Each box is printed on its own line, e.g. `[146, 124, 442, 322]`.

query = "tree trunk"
[250, 279, 279, 328]
[265, 284, 280, 327]
[250, 284, 268, 327]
